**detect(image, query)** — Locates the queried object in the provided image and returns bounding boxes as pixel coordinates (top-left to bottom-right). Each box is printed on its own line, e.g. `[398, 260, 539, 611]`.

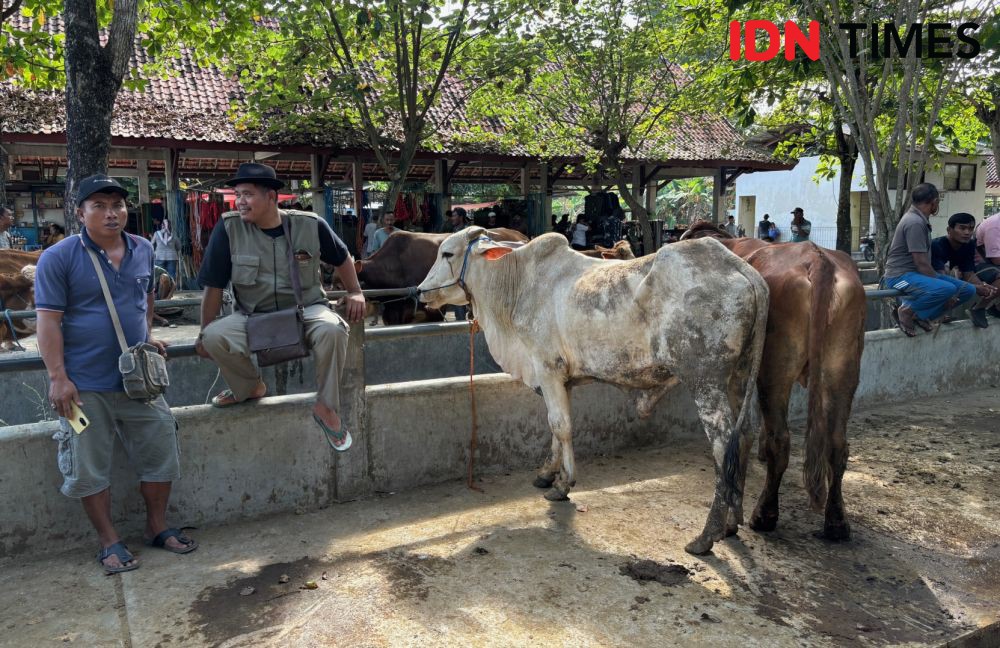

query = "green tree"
[2, 1, 260, 224]
[968, 14, 999, 169]
[467, 0, 712, 252]
[801, 0, 991, 271]
[236, 0, 531, 216]
[1, 0, 62, 206]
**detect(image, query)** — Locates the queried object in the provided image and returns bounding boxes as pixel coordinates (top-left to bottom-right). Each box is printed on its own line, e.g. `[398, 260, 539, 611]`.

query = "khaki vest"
[224, 209, 327, 313]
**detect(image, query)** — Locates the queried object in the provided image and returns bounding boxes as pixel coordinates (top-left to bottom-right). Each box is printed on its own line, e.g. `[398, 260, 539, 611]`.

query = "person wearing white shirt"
[0, 207, 14, 249]
[570, 215, 590, 250]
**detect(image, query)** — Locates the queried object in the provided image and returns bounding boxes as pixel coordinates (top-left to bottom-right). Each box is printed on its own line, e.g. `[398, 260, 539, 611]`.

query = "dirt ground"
[0, 388, 997, 647]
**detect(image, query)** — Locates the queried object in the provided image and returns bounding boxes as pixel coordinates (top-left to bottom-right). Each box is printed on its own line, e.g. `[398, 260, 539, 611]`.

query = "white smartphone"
[66, 402, 90, 435]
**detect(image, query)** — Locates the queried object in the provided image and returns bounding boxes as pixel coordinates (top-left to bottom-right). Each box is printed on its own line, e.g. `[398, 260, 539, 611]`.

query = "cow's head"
[418, 227, 519, 309]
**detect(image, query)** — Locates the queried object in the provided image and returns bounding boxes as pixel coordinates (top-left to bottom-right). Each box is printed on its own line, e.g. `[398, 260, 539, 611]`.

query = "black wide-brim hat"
[226, 163, 285, 190]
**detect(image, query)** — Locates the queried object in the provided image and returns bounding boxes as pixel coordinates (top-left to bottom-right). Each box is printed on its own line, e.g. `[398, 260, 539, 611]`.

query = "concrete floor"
[1, 389, 998, 647]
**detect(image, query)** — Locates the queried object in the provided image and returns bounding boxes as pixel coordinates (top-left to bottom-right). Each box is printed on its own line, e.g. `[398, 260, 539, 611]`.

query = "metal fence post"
[332, 318, 370, 503]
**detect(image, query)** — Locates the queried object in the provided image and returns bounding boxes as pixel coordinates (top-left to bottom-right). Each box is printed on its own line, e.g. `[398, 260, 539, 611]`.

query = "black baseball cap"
[77, 174, 128, 204]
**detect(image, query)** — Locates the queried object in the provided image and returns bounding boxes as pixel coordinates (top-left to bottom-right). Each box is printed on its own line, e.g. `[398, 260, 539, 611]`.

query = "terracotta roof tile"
[1, 16, 777, 166]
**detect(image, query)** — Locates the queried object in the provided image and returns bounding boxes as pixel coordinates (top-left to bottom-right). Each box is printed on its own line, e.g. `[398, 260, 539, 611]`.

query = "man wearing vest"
[196, 163, 366, 451]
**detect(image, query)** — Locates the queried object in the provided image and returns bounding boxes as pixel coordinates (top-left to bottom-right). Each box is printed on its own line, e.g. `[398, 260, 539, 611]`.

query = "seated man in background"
[930, 212, 1000, 328]
[883, 183, 980, 336]
[975, 211, 1000, 319]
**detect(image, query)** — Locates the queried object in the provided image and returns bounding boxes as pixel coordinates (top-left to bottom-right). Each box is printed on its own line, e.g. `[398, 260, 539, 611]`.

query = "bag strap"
[281, 213, 305, 310]
[84, 245, 130, 354]
[234, 212, 305, 315]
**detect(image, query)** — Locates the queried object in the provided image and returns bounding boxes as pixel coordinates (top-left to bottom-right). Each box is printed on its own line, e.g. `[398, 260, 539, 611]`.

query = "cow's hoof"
[818, 521, 851, 542]
[749, 511, 778, 532]
[543, 488, 570, 502]
[533, 475, 555, 489]
[724, 524, 739, 538]
[684, 537, 714, 556]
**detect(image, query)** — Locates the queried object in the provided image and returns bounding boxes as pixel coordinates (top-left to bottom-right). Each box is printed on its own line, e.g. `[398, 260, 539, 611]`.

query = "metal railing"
[2, 288, 418, 322]
[0, 284, 904, 374]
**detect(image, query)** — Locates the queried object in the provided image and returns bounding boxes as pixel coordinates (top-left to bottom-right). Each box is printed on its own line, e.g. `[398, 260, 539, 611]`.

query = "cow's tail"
[723, 259, 769, 508]
[802, 245, 836, 510]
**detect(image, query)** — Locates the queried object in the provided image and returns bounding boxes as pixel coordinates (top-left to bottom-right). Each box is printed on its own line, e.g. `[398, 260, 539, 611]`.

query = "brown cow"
[0, 250, 42, 351]
[0, 249, 42, 275]
[579, 240, 636, 260]
[354, 228, 529, 325]
[680, 221, 866, 541]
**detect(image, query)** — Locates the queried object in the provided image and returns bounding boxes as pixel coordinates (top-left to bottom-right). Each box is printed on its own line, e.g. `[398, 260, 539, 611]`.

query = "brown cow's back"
[354, 228, 528, 325]
[358, 228, 528, 288]
[0, 249, 42, 276]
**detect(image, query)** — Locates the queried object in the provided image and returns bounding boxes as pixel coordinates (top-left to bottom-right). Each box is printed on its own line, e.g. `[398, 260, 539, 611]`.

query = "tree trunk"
[835, 154, 856, 254]
[974, 93, 999, 178]
[608, 161, 653, 254]
[831, 112, 859, 254]
[380, 135, 422, 223]
[0, 142, 7, 209]
[63, 0, 138, 229]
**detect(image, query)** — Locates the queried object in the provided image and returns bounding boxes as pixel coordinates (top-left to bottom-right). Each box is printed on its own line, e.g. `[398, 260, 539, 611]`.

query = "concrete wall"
[3, 321, 1000, 557]
[0, 332, 501, 426]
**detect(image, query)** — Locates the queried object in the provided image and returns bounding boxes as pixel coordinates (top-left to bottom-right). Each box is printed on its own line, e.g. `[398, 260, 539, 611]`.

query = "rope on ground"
[467, 318, 483, 492]
[205, 369, 222, 405]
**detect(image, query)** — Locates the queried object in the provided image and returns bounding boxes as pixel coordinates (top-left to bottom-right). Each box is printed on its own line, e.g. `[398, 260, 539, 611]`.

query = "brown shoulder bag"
[239, 215, 311, 367]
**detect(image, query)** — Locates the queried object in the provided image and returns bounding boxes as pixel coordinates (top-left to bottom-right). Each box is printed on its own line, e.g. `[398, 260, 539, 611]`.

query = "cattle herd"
[1, 223, 866, 555]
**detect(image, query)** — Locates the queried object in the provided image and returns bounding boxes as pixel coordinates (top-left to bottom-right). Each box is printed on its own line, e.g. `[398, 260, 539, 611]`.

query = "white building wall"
[917, 154, 989, 233]
[735, 154, 988, 250]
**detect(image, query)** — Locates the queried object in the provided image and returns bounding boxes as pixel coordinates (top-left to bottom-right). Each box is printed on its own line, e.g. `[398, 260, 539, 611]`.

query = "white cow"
[418, 229, 769, 555]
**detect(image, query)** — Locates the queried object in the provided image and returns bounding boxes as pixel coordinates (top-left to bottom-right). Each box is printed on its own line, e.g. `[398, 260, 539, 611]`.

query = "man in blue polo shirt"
[35, 174, 197, 574]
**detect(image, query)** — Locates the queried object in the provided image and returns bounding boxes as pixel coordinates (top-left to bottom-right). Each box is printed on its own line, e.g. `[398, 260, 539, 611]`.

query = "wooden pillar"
[540, 162, 552, 232]
[432, 159, 450, 233]
[352, 158, 365, 253]
[712, 168, 724, 224]
[161, 148, 182, 284]
[645, 180, 657, 216]
[162, 148, 177, 192]
[137, 159, 149, 205]
[310, 153, 328, 220]
[632, 165, 643, 212]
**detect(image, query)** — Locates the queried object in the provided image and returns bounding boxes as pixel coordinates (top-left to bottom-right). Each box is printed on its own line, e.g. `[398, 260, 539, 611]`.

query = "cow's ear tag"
[482, 247, 514, 261]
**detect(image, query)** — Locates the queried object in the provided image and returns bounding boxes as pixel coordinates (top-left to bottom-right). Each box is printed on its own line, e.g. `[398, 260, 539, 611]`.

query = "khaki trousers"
[201, 303, 350, 411]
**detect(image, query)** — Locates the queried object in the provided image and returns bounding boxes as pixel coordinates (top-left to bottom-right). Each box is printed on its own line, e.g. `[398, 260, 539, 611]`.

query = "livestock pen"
[0, 291, 998, 646]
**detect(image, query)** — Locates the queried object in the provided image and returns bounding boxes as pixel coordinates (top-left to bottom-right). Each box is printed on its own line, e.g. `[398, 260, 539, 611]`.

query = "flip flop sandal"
[98, 541, 140, 574]
[914, 318, 934, 332]
[313, 414, 353, 452]
[211, 388, 265, 408]
[144, 528, 198, 554]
